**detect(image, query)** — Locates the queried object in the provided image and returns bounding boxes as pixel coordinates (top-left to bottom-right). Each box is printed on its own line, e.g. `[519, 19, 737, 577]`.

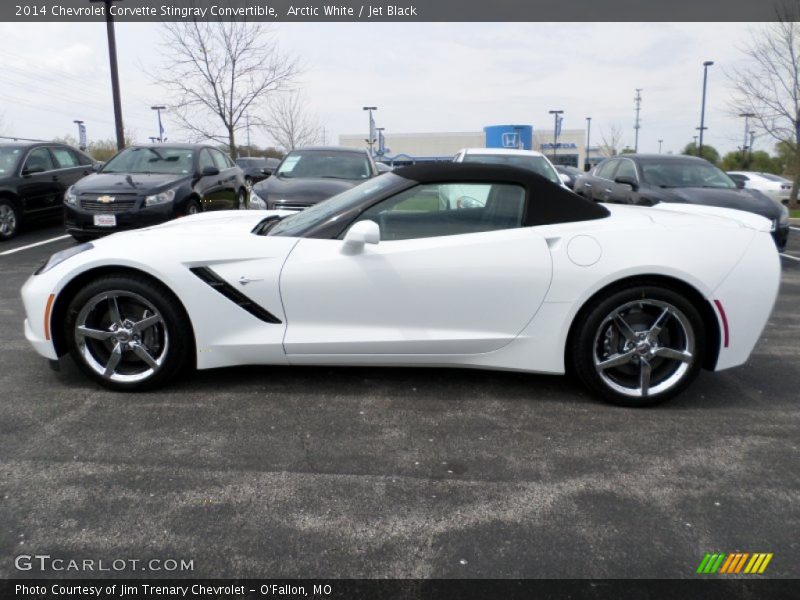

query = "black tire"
[570, 284, 705, 407]
[0, 198, 20, 241]
[184, 198, 201, 216]
[70, 233, 93, 243]
[64, 274, 193, 391]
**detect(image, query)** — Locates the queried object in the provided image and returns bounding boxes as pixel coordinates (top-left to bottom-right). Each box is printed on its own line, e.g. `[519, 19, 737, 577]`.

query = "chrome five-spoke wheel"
[593, 299, 694, 399]
[74, 291, 169, 383]
[65, 275, 192, 390]
[572, 285, 705, 406]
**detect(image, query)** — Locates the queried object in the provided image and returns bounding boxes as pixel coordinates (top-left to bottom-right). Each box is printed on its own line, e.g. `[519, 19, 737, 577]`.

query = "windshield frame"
[100, 146, 197, 176]
[267, 173, 412, 238]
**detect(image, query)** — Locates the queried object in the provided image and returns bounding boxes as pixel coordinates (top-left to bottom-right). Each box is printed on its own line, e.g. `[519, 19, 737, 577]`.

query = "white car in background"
[727, 171, 792, 205]
[445, 148, 569, 208]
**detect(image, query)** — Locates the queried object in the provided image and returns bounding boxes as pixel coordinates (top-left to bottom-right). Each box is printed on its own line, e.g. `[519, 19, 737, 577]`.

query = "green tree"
[681, 142, 720, 165]
[721, 150, 781, 172]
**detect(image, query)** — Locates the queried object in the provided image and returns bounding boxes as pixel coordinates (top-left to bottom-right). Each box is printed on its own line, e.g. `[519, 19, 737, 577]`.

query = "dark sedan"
[574, 154, 789, 249]
[0, 142, 98, 240]
[252, 147, 377, 211]
[235, 156, 280, 187]
[64, 144, 247, 241]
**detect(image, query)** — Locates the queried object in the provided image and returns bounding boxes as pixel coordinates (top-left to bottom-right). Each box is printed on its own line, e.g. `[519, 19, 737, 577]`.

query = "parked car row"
[573, 154, 790, 249]
[0, 141, 288, 241]
[727, 171, 792, 205]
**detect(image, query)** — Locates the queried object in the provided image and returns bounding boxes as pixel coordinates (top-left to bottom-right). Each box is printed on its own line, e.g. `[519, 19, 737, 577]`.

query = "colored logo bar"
[696, 552, 773, 574]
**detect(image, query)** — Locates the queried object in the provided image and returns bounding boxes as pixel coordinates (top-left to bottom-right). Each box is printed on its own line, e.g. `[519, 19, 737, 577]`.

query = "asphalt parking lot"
[0, 223, 798, 579]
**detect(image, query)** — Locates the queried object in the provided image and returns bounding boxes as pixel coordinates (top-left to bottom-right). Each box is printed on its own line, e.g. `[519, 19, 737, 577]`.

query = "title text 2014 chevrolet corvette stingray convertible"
[22, 163, 780, 406]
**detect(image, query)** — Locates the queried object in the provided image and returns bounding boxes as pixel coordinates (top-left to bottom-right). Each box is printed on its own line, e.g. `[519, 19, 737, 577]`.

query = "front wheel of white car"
[571, 285, 706, 407]
[64, 275, 192, 391]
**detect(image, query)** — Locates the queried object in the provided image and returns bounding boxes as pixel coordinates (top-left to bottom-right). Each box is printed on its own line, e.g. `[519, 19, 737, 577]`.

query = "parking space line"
[0, 235, 71, 256]
[791, 226, 800, 232]
[780, 253, 800, 262]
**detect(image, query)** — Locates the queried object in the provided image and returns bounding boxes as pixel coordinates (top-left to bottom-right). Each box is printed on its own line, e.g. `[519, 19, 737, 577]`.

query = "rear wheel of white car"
[64, 275, 192, 391]
[571, 285, 705, 407]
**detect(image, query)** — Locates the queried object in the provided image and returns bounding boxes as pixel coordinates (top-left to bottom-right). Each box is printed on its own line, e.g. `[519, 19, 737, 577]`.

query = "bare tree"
[263, 90, 322, 152]
[156, 19, 298, 159]
[599, 124, 624, 157]
[729, 1, 800, 208]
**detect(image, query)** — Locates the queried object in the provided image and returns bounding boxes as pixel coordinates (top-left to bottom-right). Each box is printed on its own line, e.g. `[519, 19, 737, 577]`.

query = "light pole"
[749, 131, 756, 163]
[151, 105, 166, 143]
[549, 110, 563, 163]
[739, 112, 755, 165]
[90, 0, 125, 150]
[698, 60, 714, 158]
[658, 139, 663, 154]
[585, 117, 592, 170]
[692, 135, 698, 152]
[73, 120, 86, 150]
[363, 106, 377, 156]
[245, 114, 252, 157]
[633, 88, 642, 153]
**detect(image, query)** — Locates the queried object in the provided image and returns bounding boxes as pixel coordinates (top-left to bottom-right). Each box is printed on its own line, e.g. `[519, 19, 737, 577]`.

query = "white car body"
[728, 171, 792, 205]
[20, 164, 781, 404]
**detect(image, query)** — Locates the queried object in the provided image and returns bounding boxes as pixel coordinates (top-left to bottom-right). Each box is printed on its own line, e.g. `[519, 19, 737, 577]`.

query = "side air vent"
[190, 267, 282, 324]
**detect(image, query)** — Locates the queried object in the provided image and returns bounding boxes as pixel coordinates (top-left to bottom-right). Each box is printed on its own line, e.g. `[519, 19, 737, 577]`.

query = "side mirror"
[559, 173, 571, 184]
[92, 162, 104, 172]
[734, 179, 745, 189]
[201, 165, 220, 177]
[615, 175, 639, 191]
[260, 167, 273, 175]
[343, 220, 380, 251]
[22, 166, 45, 176]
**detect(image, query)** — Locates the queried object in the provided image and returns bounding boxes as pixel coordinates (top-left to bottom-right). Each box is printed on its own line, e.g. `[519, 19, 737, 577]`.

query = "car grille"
[79, 194, 138, 213]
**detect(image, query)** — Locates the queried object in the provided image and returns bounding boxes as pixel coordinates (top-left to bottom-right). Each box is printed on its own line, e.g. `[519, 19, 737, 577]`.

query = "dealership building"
[339, 124, 602, 169]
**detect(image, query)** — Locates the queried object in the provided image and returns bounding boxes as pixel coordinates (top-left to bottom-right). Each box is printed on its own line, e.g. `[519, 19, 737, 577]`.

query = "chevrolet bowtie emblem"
[97, 195, 115, 203]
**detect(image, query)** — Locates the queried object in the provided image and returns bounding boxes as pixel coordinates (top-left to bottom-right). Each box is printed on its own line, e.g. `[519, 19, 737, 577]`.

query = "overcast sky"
[0, 21, 769, 156]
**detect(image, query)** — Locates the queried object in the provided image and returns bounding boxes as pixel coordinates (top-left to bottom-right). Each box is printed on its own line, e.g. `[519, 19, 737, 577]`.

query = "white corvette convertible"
[22, 163, 780, 406]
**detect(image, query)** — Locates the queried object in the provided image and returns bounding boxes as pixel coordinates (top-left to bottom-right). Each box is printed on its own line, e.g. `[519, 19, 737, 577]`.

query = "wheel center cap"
[635, 341, 651, 356]
[115, 329, 132, 343]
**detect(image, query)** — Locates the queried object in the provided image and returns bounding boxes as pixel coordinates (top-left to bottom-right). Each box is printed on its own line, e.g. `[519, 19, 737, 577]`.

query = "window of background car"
[199, 149, 215, 172]
[595, 159, 618, 180]
[102, 147, 194, 175]
[615, 159, 638, 181]
[268, 173, 407, 238]
[0, 146, 23, 176]
[24, 147, 55, 172]
[276, 150, 372, 180]
[210, 149, 230, 171]
[351, 182, 526, 241]
[50, 147, 79, 169]
[641, 161, 736, 189]
[462, 153, 560, 184]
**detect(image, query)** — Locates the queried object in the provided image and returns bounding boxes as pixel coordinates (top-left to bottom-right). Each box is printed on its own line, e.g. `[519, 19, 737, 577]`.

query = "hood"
[73, 172, 191, 194]
[654, 186, 782, 219]
[255, 176, 358, 204]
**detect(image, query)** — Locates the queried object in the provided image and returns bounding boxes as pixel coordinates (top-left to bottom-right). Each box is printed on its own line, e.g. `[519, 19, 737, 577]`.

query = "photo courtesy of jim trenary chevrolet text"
[0, 0, 798, 598]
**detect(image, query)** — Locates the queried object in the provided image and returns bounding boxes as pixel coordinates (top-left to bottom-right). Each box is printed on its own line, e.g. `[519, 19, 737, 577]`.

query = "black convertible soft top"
[394, 162, 609, 226]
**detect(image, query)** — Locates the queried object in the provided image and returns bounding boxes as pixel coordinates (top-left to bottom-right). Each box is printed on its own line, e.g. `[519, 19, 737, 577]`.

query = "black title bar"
[2, 0, 784, 22]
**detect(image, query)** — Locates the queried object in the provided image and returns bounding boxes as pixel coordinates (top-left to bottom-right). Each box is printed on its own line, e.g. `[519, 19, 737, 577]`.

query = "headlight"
[35, 243, 93, 275]
[64, 186, 78, 205]
[249, 189, 267, 210]
[144, 188, 176, 207]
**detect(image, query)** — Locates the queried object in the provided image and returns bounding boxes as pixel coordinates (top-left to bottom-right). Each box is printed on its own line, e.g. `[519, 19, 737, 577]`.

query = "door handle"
[584, 183, 592, 188]
[238, 276, 263, 286]
[604, 188, 612, 194]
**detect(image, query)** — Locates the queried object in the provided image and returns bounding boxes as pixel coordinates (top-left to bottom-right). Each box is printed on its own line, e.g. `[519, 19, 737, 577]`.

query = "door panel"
[17, 148, 61, 215]
[280, 228, 553, 356]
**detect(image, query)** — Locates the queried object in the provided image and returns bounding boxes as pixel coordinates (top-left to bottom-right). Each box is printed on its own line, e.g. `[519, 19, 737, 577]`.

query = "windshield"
[0, 146, 23, 176]
[275, 150, 372, 180]
[640, 161, 736, 189]
[102, 147, 195, 175]
[268, 173, 407, 237]
[462, 153, 560, 184]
